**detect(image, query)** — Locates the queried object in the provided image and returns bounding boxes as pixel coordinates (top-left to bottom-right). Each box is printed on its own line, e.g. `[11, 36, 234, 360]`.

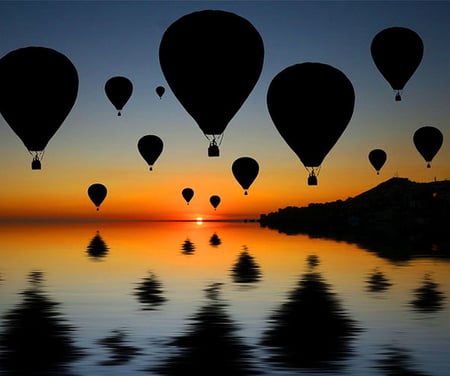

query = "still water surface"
[0, 221, 449, 375]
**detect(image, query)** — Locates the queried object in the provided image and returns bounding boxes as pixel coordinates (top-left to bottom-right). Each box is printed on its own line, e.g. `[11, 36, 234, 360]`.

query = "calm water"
[0, 221, 449, 375]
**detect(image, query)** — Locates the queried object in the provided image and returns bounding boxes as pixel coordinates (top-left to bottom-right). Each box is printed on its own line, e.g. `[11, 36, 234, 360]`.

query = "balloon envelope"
[368, 149, 387, 174]
[137, 135, 164, 171]
[182, 188, 194, 204]
[88, 184, 107, 211]
[232, 157, 259, 194]
[156, 86, 165, 99]
[159, 10, 264, 154]
[105, 76, 133, 115]
[210, 195, 221, 210]
[0, 46, 78, 168]
[267, 62, 355, 184]
[413, 126, 443, 167]
[371, 27, 423, 101]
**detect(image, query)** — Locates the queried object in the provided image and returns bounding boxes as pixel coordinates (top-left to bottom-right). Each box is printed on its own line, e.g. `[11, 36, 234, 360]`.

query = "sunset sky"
[1, 1, 449, 222]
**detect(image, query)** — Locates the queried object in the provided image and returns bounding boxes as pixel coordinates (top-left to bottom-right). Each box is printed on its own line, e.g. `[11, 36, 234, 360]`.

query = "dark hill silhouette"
[260, 178, 450, 262]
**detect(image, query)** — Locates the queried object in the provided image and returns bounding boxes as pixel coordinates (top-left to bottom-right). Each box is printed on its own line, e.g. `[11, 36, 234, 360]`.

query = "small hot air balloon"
[0, 46, 79, 169]
[368, 149, 387, 175]
[156, 86, 165, 99]
[371, 27, 423, 101]
[182, 188, 194, 205]
[413, 126, 443, 168]
[105, 76, 133, 116]
[210, 195, 221, 210]
[137, 135, 163, 171]
[267, 62, 355, 186]
[232, 157, 259, 195]
[88, 183, 107, 211]
[159, 10, 264, 157]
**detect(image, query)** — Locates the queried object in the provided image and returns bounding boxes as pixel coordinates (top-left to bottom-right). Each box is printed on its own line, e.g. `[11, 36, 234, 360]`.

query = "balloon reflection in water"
[377, 346, 428, 375]
[261, 260, 362, 370]
[134, 271, 167, 311]
[230, 246, 261, 284]
[153, 282, 259, 375]
[181, 238, 196, 255]
[86, 231, 109, 260]
[410, 274, 445, 312]
[0, 271, 84, 374]
[209, 232, 221, 247]
[366, 268, 392, 293]
[97, 329, 140, 366]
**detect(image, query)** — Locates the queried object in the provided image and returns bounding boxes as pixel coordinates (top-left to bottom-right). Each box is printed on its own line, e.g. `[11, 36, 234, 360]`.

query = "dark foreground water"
[0, 221, 448, 375]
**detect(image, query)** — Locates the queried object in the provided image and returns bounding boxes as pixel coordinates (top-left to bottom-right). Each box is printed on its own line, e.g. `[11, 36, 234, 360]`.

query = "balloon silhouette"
[413, 126, 443, 168]
[156, 86, 165, 99]
[232, 157, 259, 195]
[137, 135, 163, 171]
[105, 76, 133, 116]
[267, 62, 355, 186]
[159, 10, 264, 157]
[88, 183, 107, 211]
[209, 195, 221, 210]
[0, 46, 79, 169]
[182, 188, 194, 205]
[368, 149, 387, 175]
[371, 27, 423, 101]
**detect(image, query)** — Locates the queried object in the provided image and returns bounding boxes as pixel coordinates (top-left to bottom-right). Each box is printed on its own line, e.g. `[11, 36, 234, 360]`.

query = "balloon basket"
[31, 159, 41, 170]
[208, 144, 220, 157]
[308, 175, 318, 186]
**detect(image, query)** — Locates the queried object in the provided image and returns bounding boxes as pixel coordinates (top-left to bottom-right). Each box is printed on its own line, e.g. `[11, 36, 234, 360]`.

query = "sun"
[196, 216, 203, 224]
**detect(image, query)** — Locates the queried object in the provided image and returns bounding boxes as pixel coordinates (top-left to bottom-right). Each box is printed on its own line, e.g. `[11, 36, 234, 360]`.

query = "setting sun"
[196, 216, 203, 224]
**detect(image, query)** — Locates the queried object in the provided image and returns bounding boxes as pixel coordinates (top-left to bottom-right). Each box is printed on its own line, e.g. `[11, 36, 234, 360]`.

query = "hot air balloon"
[232, 157, 259, 195]
[210, 195, 221, 210]
[156, 86, 165, 99]
[371, 27, 423, 101]
[159, 10, 264, 157]
[88, 183, 107, 211]
[182, 188, 194, 205]
[137, 135, 163, 171]
[0, 46, 79, 169]
[413, 126, 443, 168]
[104, 76, 133, 116]
[368, 149, 387, 175]
[267, 62, 355, 186]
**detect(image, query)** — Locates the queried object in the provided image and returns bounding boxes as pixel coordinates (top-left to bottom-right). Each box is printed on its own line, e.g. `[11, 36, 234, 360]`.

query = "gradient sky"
[1, 1, 449, 221]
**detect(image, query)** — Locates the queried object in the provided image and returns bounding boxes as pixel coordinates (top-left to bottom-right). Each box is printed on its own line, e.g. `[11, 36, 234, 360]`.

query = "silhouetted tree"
[366, 268, 392, 292]
[181, 238, 195, 255]
[209, 232, 221, 247]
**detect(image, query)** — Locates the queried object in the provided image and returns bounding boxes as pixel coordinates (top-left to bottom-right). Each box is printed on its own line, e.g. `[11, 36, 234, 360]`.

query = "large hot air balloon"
[88, 183, 107, 211]
[156, 86, 165, 99]
[232, 157, 259, 195]
[159, 10, 264, 157]
[413, 126, 443, 168]
[137, 135, 163, 171]
[267, 62, 355, 186]
[105, 76, 133, 116]
[209, 195, 221, 210]
[182, 188, 194, 205]
[0, 46, 79, 169]
[371, 27, 423, 101]
[368, 149, 387, 175]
